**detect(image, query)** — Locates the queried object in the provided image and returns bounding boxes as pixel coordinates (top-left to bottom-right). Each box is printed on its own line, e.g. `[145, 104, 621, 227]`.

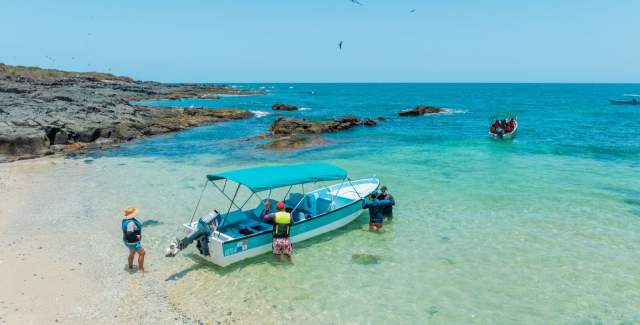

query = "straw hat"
[123, 206, 139, 218]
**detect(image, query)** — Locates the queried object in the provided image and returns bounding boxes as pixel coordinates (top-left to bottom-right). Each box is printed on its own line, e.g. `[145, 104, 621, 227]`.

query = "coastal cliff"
[0, 64, 257, 161]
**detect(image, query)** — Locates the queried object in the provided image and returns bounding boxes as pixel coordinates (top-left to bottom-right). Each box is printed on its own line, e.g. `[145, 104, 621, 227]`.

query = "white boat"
[489, 112, 518, 140]
[166, 163, 379, 267]
[609, 94, 640, 105]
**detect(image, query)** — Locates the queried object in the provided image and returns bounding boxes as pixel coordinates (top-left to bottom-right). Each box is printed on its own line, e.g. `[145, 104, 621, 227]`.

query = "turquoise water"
[93, 84, 640, 323]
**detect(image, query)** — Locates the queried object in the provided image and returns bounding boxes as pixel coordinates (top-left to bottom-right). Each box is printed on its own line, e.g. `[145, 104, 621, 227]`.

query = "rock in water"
[260, 135, 328, 151]
[351, 254, 381, 265]
[269, 116, 367, 136]
[398, 105, 445, 116]
[271, 103, 299, 111]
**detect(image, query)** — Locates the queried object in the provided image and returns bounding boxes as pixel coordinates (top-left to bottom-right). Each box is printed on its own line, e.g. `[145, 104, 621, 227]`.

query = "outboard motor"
[166, 210, 219, 257]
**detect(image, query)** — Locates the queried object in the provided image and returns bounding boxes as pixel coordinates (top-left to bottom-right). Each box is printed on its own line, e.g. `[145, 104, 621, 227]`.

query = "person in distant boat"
[363, 191, 393, 231]
[377, 186, 396, 221]
[504, 118, 514, 133]
[263, 201, 293, 263]
[121, 206, 147, 272]
[633, 97, 638, 104]
[490, 120, 500, 133]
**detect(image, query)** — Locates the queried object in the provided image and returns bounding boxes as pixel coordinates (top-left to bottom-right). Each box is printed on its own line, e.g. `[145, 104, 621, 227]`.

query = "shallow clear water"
[88, 84, 640, 323]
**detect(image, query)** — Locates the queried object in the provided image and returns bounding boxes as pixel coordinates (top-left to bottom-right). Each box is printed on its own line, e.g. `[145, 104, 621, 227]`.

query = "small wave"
[250, 110, 271, 118]
[289, 86, 294, 89]
[435, 108, 469, 115]
[299, 107, 312, 111]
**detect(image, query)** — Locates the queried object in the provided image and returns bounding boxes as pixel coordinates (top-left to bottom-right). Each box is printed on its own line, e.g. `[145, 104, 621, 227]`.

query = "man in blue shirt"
[362, 191, 393, 232]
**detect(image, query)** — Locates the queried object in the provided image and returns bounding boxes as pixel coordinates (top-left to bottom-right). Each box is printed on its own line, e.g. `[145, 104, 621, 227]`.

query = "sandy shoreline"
[0, 156, 256, 324]
[0, 158, 179, 324]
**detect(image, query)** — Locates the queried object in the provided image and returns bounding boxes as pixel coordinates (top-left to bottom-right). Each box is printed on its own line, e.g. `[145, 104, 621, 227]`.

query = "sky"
[1, 0, 639, 83]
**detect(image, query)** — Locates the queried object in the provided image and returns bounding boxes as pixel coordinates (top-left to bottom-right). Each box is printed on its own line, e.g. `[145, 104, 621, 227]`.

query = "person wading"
[377, 185, 396, 221]
[121, 206, 147, 272]
[363, 191, 393, 231]
[263, 201, 293, 263]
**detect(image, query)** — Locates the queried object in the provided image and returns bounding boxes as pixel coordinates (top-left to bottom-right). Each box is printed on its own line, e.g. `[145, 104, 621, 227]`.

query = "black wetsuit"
[378, 193, 396, 220]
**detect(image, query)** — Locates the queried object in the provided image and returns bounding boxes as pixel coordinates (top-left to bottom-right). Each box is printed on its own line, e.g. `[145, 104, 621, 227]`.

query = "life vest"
[272, 211, 291, 238]
[122, 218, 142, 243]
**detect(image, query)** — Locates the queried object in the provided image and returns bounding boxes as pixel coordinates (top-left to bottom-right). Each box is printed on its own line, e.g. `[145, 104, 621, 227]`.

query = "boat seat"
[221, 210, 248, 227]
[285, 193, 305, 209]
[316, 197, 334, 214]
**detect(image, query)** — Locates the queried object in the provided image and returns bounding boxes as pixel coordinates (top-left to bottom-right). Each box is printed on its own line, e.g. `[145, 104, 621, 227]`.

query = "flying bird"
[338, 41, 343, 50]
[410, 9, 416, 13]
[350, 0, 363, 5]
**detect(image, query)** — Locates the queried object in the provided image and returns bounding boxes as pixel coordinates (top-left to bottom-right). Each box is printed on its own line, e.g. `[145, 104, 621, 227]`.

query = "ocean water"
[88, 84, 640, 323]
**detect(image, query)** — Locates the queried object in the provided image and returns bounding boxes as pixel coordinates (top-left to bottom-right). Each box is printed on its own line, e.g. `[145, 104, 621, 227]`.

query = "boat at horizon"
[166, 162, 379, 267]
[609, 94, 640, 105]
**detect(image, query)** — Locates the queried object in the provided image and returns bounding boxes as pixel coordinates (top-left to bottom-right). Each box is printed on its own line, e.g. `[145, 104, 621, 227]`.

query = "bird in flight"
[410, 9, 416, 13]
[350, 0, 363, 5]
[338, 41, 343, 50]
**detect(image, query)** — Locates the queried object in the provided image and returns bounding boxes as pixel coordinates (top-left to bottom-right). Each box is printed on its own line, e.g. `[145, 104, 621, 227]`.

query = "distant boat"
[609, 94, 640, 105]
[489, 112, 518, 140]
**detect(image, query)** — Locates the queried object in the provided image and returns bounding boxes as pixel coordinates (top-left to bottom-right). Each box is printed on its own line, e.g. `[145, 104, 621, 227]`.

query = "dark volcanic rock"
[260, 135, 328, 151]
[269, 116, 367, 136]
[272, 103, 299, 111]
[398, 105, 445, 116]
[0, 64, 257, 161]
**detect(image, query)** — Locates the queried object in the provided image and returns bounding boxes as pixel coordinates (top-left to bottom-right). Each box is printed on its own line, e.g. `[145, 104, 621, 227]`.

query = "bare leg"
[138, 248, 146, 272]
[128, 250, 135, 270]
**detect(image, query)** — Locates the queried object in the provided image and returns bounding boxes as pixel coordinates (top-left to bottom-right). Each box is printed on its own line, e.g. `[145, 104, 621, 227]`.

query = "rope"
[189, 180, 209, 224]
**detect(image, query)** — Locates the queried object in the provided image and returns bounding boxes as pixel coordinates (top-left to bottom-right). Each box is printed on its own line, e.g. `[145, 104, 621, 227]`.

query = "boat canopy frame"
[188, 163, 363, 228]
[489, 112, 518, 121]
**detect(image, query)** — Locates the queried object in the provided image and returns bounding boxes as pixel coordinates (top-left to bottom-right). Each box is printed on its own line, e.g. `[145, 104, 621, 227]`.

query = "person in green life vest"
[262, 201, 293, 263]
[121, 206, 147, 273]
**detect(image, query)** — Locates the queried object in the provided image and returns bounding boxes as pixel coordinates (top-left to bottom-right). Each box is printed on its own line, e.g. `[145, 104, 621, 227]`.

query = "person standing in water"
[263, 201, 293, 263]
[363, 191, 393, 231]
[377, 186, 395, 221]
[121, 206, 147, 272]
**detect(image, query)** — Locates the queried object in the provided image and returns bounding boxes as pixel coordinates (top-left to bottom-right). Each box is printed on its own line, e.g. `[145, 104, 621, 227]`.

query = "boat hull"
[207, 200, 364, 267]
[609, 99, 639, 105]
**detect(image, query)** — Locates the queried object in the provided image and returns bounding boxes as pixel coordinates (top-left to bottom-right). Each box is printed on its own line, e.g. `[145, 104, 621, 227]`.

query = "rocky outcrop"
[251, 116, 376, 151]
[398, 105, 445, 116]
[260, 135, 328, 151]
[272, 103, 299, 111]
[0, 64, 257, 161]
[269, 116, 366, 136]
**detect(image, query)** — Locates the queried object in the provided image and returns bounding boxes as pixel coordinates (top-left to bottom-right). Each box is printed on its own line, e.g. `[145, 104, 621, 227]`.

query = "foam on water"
[250, 110, 271, 118]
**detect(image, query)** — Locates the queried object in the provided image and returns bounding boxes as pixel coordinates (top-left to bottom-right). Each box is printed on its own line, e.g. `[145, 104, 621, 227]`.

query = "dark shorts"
[272, 237, 292, 256]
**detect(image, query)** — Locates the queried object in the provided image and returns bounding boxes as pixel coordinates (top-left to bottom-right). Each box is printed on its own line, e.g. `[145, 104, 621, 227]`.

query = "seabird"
[350, 0, 363, 5]
[410, 9, 416, 13]
[338, 41, 343, 50]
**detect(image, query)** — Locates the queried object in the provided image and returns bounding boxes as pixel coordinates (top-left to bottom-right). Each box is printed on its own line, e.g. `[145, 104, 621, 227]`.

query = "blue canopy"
[206, 163, 347, 192]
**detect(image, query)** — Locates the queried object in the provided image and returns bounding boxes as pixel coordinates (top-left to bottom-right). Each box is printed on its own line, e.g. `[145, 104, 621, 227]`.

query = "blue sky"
[2, 0, 639, 83]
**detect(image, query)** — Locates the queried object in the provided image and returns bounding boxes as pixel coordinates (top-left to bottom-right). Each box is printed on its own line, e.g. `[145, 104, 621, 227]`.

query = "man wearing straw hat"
[121, 206, 147, 272]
